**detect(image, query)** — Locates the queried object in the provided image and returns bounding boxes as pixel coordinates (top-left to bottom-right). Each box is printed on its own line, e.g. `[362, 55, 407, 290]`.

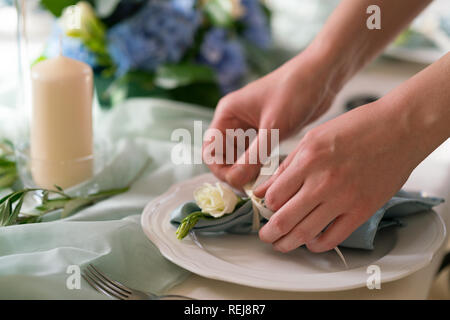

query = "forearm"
[296, 0, 433, 91]
[381, 52, 450, 167]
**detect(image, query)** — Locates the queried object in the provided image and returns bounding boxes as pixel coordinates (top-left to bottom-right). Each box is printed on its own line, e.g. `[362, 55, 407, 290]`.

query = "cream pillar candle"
[30, 55, 94, 189]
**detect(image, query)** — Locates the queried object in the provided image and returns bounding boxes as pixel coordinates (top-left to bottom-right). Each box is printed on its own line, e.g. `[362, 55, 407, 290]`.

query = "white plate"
[141, 173, 446, 292]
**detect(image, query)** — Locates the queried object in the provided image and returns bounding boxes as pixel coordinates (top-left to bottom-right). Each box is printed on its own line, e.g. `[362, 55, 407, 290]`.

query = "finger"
[203, 95, 252, 180]
[202, 128, 230, 182]
[253, 152, 294, 198]
[225, 127, 275, 188]
[305, 213, 362, 253]
[253, 143, 299, 197]
[272, 203, 339, 253]
[258, 153, 306, 212]
[258, 181, 321, 244]
[224, 137, 260, 188]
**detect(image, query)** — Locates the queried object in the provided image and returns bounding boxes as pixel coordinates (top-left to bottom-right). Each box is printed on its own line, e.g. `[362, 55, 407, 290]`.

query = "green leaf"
[17, 214, 42, 225]
[0, 157, 16, 168]
[86, 187, 129, 201]
[155, 63, 217, 89]
[8, 192, 25, 226]
[100, 67, 220, 109]
[0, 153, 139, 226]
[0, 172, 18, 189]
[36, 198, 70, 212]
[31, 55, 47, 67]
[0, 140, 18, 189]
[61, 197, 93, 218]
[0, 139, 13, 151]
[100, 72, 170, 108]
[40, 0, 79, 17]
[203, 0, 234, 28]
[0, 199, 11, 226]
[0, 191, 26, 226]
[168, 82, 222, 108]
[176, 211, 207, 240]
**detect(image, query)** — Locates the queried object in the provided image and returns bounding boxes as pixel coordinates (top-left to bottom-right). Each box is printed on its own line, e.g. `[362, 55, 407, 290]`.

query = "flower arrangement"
[38, 0, 273, 108]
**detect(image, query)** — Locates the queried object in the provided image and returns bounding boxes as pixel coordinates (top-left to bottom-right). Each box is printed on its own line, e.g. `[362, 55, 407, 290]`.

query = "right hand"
[203, 48, 343, 189]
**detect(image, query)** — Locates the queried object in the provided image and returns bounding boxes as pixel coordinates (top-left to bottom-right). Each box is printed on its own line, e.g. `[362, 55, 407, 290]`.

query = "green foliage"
[176, 211, 209, 240]
[0, 186, 130, 227]
[202, 0, 234, 28]
[154, 63, 217, 89]
[0, 140, 149, 226]
[40, 0, 82, 17]
[168, 82, 221, 109]
[39, 0, 274, 110]
[98, 63, 222, 109]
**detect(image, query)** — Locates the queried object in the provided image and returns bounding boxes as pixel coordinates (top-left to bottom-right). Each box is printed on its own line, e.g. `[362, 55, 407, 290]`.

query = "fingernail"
[254, 180, 270, 197]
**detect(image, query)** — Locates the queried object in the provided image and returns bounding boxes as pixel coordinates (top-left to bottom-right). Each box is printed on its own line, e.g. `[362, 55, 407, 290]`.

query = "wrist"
[293, 38, 351, 95]
[375, 91, 447, 171]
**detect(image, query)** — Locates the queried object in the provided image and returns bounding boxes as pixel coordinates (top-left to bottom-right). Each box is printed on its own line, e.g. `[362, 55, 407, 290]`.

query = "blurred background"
[0, 0, 449, 111]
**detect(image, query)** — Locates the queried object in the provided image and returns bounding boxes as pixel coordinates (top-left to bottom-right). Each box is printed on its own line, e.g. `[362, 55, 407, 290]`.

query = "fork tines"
[82, 264, 132, 300]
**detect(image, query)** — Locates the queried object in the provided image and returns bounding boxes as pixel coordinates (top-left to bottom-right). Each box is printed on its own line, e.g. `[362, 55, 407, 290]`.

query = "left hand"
[253, 98, 423, 253]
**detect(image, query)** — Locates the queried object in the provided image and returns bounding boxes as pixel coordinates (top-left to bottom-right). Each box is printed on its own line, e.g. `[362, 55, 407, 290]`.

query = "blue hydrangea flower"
[240, 0, 271, 49]
[198, 28, 247, 94]
[45, 24, 98, 67]
[171, 0, 196, 12]
[107, 0, 201, 76]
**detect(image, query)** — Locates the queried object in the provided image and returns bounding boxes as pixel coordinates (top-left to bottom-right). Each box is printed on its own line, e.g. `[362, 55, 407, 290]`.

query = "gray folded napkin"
[170, 190, 444, 250]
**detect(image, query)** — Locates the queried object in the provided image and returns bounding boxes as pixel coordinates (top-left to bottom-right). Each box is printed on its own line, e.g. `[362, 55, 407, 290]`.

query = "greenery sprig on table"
[0, 186, 129, 226]
[0, 140, 146, 227]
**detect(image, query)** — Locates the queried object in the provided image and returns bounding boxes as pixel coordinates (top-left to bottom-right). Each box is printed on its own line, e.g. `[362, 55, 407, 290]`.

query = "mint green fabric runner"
[0, 98, 213, 299]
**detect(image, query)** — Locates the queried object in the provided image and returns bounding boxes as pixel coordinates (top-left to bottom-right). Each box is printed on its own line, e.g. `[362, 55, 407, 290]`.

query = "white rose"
[194, 183, 239, 218]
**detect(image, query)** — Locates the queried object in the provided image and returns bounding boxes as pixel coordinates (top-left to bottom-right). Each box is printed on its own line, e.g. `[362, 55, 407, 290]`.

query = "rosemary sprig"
[0, 158, 151, 227]
[0, 186, 130, 227]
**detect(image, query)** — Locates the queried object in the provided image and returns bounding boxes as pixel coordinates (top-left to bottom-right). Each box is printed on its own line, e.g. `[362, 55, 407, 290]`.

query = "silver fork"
[82, 264, 194, 300]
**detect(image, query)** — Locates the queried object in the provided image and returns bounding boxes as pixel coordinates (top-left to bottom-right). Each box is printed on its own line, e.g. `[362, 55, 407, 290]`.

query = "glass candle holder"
[14, 0, 104, 194]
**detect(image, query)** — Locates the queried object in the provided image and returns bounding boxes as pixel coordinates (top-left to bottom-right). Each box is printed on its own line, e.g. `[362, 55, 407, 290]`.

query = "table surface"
[167, 58, 450, 299]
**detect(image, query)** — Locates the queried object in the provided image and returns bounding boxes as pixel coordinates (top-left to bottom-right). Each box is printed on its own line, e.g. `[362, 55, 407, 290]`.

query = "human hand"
[253, 100, 423, 253]
[203, 48, 343, 189]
